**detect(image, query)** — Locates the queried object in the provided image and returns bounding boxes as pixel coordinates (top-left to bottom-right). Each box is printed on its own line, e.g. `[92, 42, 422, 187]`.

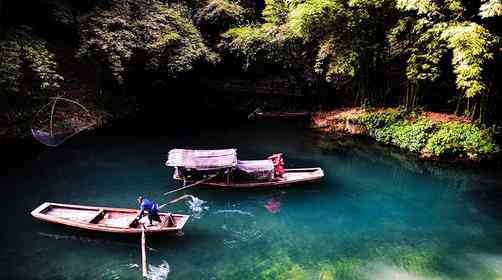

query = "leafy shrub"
[354, 108, 406, 130]
[351, 108, 500, 159]
[368, 117, 433, 152]
[426, 122, 498, 159]
[391, 117, 433, 152]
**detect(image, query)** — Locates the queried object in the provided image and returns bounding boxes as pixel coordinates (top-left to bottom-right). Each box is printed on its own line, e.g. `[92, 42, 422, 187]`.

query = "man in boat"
[135, 195, 162, 226]
[268, 153, 285, 178]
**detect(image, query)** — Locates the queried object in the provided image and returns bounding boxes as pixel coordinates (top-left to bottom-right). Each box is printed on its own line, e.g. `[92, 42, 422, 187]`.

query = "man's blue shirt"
[139, 198, 158, 217]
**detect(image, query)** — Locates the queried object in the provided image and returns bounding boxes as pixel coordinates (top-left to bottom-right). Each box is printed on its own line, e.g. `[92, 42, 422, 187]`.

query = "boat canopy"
[166, 149, 237, 170]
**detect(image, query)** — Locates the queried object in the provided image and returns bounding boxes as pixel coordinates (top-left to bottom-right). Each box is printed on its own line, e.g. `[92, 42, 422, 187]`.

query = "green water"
[2, 119, 502, 280]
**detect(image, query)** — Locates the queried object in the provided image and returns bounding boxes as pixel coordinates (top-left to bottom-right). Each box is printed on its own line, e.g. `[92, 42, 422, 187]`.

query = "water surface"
[2, 119, 502, 279]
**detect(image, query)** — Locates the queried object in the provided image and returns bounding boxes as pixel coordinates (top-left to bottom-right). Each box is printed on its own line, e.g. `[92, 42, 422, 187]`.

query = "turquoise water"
[2, 119, 502, 279]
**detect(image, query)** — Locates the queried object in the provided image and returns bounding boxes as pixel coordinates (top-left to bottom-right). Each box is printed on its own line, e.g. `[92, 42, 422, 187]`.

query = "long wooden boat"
[176, 167, 324, 188]
[255, 111, 311, 119]
[248, 108, 311, 120]
[31, 202, 189, 234]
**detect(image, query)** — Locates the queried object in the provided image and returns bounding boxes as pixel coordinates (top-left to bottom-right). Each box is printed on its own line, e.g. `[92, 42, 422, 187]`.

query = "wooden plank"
[283, 168, 320, 172]
[141, 226, 148, 278]
[88, 209, 105, 223]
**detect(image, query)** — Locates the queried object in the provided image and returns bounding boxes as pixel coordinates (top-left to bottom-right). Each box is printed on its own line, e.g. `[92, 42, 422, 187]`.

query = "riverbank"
[312, 107, 500, 161]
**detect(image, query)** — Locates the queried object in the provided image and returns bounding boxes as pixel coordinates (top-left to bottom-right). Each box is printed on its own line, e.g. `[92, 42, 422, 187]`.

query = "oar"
[163, 174, 218, 196]
[158, 194, 196, 209]
[141, 225, 148, 278]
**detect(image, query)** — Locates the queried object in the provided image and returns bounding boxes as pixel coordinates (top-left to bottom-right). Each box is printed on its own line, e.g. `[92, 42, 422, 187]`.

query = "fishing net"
[31, 97, 97, 147]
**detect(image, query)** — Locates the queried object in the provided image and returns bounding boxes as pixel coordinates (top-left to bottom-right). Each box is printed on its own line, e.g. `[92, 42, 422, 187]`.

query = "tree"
[390, 0, 500, 119]
[0, 26, 63, 123]
[222, 0, 396, 105]
[77, 0, 216, 85]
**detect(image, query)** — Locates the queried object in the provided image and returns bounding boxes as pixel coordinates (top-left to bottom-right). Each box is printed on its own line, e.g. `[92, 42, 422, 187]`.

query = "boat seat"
[161, 214, 176, 228]
[88, 209, 105, 224]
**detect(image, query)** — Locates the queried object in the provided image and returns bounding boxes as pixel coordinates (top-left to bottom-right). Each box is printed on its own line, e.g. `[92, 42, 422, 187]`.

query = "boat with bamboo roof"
[31, 202, 189, 234]
[165, 149, 324, 189]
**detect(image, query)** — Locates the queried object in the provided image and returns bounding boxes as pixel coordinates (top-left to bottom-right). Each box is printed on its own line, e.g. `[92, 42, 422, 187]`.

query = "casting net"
[31, 97, 97, 147]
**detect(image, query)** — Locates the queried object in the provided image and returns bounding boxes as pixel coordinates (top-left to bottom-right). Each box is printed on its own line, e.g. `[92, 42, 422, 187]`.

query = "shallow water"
[2, 119, 502, 279]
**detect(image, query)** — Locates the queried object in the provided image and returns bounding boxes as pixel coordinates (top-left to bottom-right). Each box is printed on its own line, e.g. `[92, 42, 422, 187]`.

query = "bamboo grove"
[1, 0, 502, 125]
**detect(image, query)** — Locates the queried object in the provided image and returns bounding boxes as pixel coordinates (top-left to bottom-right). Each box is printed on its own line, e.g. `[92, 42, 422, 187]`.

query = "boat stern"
[30, 202, 51, 217]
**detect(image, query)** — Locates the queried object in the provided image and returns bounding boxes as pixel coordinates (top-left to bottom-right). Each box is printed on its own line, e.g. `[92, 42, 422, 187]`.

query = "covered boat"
[166, 149, 324, 188]
[31, 202, 189, 234]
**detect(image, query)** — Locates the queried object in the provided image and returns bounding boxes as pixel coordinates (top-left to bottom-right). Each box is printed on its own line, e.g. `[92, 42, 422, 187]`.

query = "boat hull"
[175, 167, 324, 188]
[31, 202, 189, 234]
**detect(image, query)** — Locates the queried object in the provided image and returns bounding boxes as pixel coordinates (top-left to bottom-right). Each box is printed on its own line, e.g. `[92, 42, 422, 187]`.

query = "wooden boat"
[248, 108, 311, 120]
[176, 167, 324, 188]
[166, 149, 324, 189]
[255, 111, 311, 119]
[31, 202, 189, 234]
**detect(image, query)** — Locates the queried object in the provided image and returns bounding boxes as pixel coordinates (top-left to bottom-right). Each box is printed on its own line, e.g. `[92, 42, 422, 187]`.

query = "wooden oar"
[163, 174, 218, 196]
[158, 194, 195, 209]
[141, 225, 148, 278]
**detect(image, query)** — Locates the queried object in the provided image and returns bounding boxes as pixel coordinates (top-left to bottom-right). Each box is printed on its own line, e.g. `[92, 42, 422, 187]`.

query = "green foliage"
[359, 112, 433, 152]
[405, 22, 447, 83]
[287, 0, 341, 41]
[396, 0, 438, 15]
[197, 0, 246, 29]
[352, 109, 498, 159]
[479, 0, 502, 18]
[441, 22, 496, 98]
[262, 0, 290, 25]
[315, 37, 359, 82]
[426, 122, 498, 159]
[389, 0, 500, 115]
[390, 117, 433, 152]
[355, 108, 406, 130]
[222, 0, 393, 88]
[0, 27, 63, 95]
[221, 25, 277, 67]
[78, 0, 214, 84]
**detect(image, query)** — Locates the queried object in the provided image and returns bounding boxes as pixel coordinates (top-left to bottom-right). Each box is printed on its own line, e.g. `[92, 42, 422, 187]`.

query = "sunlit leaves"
[391, 0, 499, 101]
[441, 22, 495, 98]
[479, 0, 502, 18]
[406, 23, 447, 82]
[197, 0, 246, 27]
[315, 37, 358, 82]
[396, 0, 438, 15]
[262, 0, 290, 25]
[221, 25, 277, 68]
[445, 0, 464, 14]
[0, 27, 63, 95]
[287, 0, 342, 41]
